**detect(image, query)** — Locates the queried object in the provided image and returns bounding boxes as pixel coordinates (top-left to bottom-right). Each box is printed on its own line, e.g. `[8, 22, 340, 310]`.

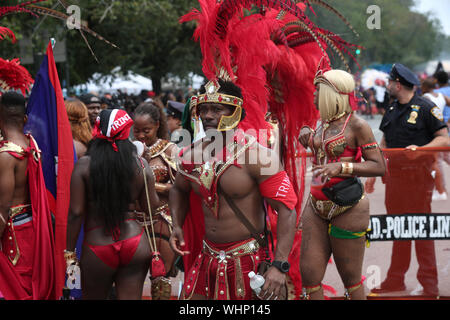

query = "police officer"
[166, 100, 185, 144]
[370, 64, 449, 297]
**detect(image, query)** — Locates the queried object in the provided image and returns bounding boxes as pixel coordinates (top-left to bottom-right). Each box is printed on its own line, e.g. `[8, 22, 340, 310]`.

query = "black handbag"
[322, 177, 364, 206]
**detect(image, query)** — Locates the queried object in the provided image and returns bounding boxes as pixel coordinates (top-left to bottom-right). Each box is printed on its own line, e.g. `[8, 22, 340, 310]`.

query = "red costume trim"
[183, 238, 266, 300]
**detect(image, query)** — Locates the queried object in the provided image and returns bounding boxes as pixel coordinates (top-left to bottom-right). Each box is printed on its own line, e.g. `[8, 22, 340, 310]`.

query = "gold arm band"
[341, 162, 353, 175]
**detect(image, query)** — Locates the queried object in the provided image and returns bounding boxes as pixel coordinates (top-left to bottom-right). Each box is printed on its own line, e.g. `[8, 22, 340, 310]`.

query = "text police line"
[368, 214, 450, 241]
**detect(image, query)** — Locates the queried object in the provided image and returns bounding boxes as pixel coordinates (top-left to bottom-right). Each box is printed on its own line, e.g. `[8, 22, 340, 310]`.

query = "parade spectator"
[166, 100, 185, 144]
[78, 93, 103, 128]
[422, 78, 450, 200]
[65, 98, 92, 159]
[434, 71, 450, 130]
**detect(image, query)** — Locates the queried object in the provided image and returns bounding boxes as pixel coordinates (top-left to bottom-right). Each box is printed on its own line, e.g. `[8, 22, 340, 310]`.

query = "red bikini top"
[312, 113, 362, 164]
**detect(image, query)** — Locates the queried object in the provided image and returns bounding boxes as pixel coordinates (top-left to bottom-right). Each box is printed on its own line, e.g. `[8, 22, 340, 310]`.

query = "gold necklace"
[146, 139, 165, 158]
[317, 112, 348, 164]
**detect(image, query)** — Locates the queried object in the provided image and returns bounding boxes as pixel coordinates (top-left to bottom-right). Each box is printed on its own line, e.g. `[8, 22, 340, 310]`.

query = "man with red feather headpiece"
[171, 0, 361, 300]
[0, 21, 58, 300]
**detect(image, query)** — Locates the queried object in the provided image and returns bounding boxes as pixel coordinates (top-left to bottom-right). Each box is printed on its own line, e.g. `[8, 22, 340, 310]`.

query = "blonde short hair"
[314, 69, 355, 121]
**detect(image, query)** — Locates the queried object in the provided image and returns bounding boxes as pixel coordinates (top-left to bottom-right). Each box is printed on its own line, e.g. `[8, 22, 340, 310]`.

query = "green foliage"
[64, 0, 202, 92]
[309, 0, 444, 71]
[0, 0, 445, 91]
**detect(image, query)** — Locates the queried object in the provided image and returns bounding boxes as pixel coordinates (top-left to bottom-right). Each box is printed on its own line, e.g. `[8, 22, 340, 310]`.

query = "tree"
[309, 0, 444, 71]
[64, 0, 202, 93]
[1, 0, 445, 90]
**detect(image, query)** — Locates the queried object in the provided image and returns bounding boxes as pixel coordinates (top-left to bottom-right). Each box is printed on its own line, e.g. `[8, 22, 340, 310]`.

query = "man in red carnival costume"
[0, 92, 56, 300]
[170, 77, 298, 300]
[175, 0, 361, 299]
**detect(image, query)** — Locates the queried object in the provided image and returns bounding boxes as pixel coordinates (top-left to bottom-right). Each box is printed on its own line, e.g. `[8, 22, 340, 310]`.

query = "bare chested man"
[0, 92, 55, 299]
[65, 109, 159, 300]
[169, 79, 297, 300]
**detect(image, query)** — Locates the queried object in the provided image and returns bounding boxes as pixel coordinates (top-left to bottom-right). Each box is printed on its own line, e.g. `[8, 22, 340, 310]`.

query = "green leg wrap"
[328, 224, 370, 247]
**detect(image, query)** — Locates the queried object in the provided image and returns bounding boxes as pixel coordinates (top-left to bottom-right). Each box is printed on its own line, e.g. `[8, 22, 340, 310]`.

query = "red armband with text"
[259, 171, 298, 210]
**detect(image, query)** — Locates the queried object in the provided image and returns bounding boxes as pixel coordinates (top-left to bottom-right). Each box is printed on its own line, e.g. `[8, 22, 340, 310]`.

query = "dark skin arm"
[66, 156, 88, 253]
[248, 145, 297, 300]
[168, 171, 192, 256]
[312, 118, 386, 179]
[0, 153, 15, 238]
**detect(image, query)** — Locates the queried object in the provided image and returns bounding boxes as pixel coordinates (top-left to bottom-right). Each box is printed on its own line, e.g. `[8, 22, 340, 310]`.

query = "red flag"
[25, 41, 74, 299]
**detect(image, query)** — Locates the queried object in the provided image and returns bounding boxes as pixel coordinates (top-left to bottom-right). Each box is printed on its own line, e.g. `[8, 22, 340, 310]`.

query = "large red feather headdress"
[181, 0, 361, 222]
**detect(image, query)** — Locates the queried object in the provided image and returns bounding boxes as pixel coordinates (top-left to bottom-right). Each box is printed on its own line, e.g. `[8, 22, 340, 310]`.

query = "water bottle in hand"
[248, 271, 265, 295]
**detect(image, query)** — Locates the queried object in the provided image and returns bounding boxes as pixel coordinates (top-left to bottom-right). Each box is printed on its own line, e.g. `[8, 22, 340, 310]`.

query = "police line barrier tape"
[368, 214, 450, 241]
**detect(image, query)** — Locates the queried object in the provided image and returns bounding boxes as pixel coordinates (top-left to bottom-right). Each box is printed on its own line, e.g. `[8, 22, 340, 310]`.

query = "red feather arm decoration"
[0, 58, 34, 95]
[0, 26, 16, 43]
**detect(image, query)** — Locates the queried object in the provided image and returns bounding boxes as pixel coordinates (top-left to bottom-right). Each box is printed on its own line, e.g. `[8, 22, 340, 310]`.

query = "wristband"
[341, 162, 353, 175]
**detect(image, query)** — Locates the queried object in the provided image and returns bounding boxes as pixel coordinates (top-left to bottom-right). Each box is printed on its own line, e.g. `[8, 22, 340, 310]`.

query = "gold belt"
[9, 204, 31, 219]
[202, 238, 261, 300]
[310, 194, 364, 221]
[202, 239, 260, 261]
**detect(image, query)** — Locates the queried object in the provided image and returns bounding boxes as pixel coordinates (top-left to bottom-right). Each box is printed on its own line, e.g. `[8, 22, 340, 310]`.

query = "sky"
[413, 0, 450, 36]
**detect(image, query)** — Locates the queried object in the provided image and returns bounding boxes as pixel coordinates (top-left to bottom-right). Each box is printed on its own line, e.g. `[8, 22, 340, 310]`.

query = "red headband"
[339, 91, 358, 111]
[93, 109, 134, 152]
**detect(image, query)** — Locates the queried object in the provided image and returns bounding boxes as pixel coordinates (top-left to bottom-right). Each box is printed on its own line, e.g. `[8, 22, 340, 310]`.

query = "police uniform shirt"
[380, 93, 447, 148]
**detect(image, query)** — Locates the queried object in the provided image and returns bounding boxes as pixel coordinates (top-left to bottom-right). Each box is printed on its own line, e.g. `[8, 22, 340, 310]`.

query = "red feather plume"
[0, 58, 34, 95]
[0, 26, 16, 43]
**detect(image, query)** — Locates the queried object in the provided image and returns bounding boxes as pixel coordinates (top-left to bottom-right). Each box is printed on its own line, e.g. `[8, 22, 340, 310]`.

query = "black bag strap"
[217, 183, 267, 249]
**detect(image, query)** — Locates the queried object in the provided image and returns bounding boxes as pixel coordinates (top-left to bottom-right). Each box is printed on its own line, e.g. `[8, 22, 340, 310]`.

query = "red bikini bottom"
[84, 228, 144, 269]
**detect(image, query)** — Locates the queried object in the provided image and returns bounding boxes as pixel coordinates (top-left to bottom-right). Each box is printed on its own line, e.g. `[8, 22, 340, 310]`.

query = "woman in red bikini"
[298, 69, 386, 300]
[66, 109, 160, 300]
[132, 102, 179, 300]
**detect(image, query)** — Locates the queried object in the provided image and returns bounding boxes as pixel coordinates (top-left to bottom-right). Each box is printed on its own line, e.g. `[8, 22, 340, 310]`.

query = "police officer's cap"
[389, 63, 420, 88]
[166, 100, 185, 120]
[79, 93, 101, 106]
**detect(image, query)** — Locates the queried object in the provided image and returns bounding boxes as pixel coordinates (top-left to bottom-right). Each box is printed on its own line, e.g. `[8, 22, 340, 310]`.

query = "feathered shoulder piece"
[0, 58, 34, 95]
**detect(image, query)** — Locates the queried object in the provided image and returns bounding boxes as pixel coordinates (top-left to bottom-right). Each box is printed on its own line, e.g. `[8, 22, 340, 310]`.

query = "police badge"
[407, 105, 421, 124]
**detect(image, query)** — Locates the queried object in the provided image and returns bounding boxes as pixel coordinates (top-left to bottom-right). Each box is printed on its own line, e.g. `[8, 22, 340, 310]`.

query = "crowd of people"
[2, 62, 448, 301]
[1, 0, 450, 303]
